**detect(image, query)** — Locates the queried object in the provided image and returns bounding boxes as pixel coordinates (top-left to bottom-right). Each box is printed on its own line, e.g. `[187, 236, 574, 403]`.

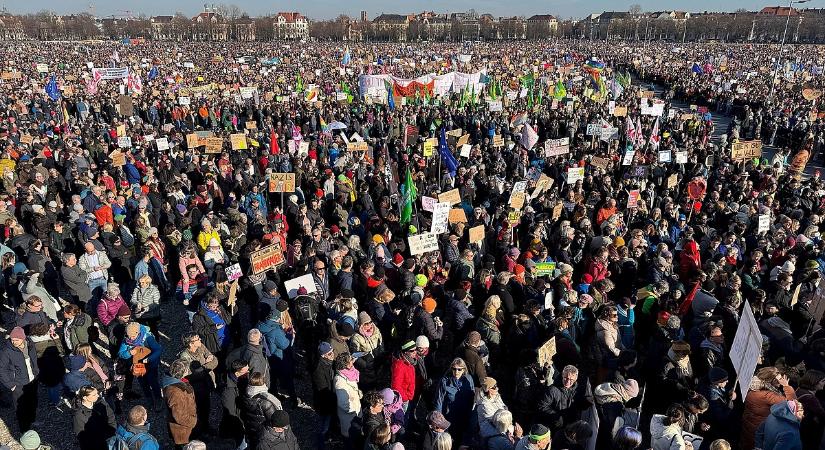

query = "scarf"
[202, 303, 227, 345]
[88, 357, 109, 383]
[700, 338, 724, 354]
[339, 367, 360, 383]
[667, 348, 693, 377]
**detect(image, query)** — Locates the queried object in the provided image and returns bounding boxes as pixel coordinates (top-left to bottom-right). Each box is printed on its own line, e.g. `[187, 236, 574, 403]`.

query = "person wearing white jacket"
[650, 405, 692, 450]
[333, 352, 362, 438]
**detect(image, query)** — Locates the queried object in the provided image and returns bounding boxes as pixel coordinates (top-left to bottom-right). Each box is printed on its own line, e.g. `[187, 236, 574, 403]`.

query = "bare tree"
[629, 4, 642, 16]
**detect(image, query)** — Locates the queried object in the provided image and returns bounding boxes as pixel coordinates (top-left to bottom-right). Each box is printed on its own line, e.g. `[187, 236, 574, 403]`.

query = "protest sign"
[431, 202, 451, 234]
[675, 151, 688, 164]
[347, 142, 368, 152]
[19, 135, 33, 145]
[155, 137, 170, 151]
[591, 156, 610, 171]
[449, 208, 468, 224]
[205, 137, 223, 153]
[758, 214, 770, 234]
[534, 262, 557, 277]
[460, 144, 472, 157]
[178, 96, 190, 106]
[469, 225, 485, 243]
[545, 137, 570, 156]
[731, 140, 762, 160]
[552, 203, 563, 221]
[269, 173, 296, 193]
[109, 150, 126, 167]
[438, 189, 461, 206]
[667, 174, 678, 189]
[230, 133, 247, 150]
[622, 150, 636, 166]
[493, 135, 504, 147]
[409, 233, 440, 255]
[117, 137, 132, 148]
[457, 134, 470, 147]
[533, 174, 553, 195]
[586, 124, 601, 136]
[250, 243, 285, 274]
[423, 138, 437, 157]
[658, 150, 672, 163]
[284, 274, 316, 299]
[567, 167, 584, 184]
[730, 302, 763, 400]
[225, 263, 243, 282]
[600, 127, 619, 141]
[119, 95, 133, 116]
[613, 106, 628, 117]
[627, 190, 641, 208]
[116, 124, 126, 137]
[508, 210, 522, 225]
[421, 196, 437, 212]
[537, 337, 557, 367]
[186, 134, 200, 148]
[245, 121, 257, 130]
[488, 100, 502, 112]
[810, 279, 825, 322]
[509, 191, 526, 209]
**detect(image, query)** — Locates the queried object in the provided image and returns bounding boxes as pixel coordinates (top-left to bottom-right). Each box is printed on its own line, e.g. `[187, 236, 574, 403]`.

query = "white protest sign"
[758, 214, 770, 234]
[431, 202, 451, 235]
[178, 96, 191, 106]
[460, 144, 471, 157]
[117, 137, 132, 148]
[225, 263, 242, 281]
[586, 123, 601, 136]
[545, 137, 570, 157]
[155, 137, 169, 150]
[600, 126, 619, 142]
[421, 196, 437, 212]
[409, 233, 440, 255]
[488, 100, 503, 112]
[622, 150, 636, 166]
[566, 167, 584, 184]
[284, 274, 317, 299]
[730, 301, 763, 401]
[675, 151, 688, 164]
[658, 150, 672, 163]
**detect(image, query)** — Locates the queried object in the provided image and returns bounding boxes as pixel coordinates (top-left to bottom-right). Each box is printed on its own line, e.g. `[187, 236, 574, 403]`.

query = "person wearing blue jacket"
[118, 322, 163, 409]
[434, 357, 476, 445]
[112, 405, 159, 450]
[257, 301, 297, 403]
[755, 400, 804, 450]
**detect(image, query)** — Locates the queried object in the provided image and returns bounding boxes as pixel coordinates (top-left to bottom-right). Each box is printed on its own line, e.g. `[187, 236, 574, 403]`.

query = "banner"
[92, 67, 130, 80]
[409, 233, 439, 255]
[730, 302, 763, 400]
[250, 243, 285, 273]
[731, 140, 762, 160]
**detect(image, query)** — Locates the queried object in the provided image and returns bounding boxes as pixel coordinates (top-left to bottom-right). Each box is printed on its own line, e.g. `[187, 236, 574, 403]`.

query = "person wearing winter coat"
[415, 298, 444, 347]
[480, 409, 523, 450]
[0, 327, 40, 432]
[62, 304, 92, 352]
[97, 283, 127, 330]
[390, 342, 418, 407]
[334, 352, 363, 439]
[650, 405, 689, 450]
[162, 360, 198, 448]
[240, 372, 283, 449]
[476, 378, 508, 436]
[255, 410, 299, 450]
[459, 331, 488, 385]
[593, 306, 624, 382]
[113, 405, 160, 450]
[434, 357, 476, 444]
[60, 252, 92, 306]
[220, 359, 249, 446]
[27, 323, 65, 406]
[350, 311, 385, 389]
[795, 370, 825, 450]
[131, 275, 161, 336]
[593, 379, 640, 444]
[755, 400, 804, 450]
[536, 365, 593, 434]
[178, 333, 218, 440]
[73, 385, 116, 450]
[226, 328, 269, 388]
[20, 272, 61, 323]
[741, 367, 796, 450]
[257, 303, 296, 402]
[118, 322, 163, 404]
[78, 242, 111, 299]
[311, 343, 337, 447]
[192, 293, 231, 355]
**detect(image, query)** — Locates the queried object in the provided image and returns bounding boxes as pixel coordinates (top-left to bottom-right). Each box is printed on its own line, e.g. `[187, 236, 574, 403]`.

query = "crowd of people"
[0, 37, 822, 450]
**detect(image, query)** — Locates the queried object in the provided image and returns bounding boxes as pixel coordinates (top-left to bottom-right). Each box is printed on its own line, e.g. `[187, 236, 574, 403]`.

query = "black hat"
[528, 424, 551, 441]
[337, 322, 355, 337]
[340, 289, 355, 299]
[269, 410, 290, 428]
[708, 367, 729, 384]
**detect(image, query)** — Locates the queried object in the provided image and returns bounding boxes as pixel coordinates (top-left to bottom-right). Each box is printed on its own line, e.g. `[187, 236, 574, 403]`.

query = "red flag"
[678, 281, 702, 316]
[270, 130, 279, 155]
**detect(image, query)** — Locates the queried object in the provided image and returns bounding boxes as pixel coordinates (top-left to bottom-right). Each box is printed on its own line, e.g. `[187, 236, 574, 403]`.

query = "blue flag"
[438, 128, 458, 177]
[341, 47, 351, 66]
[45, 75, 60, 101]
[148, 66, 159, 81]
[387, 84, 395, 111]
[691, 62, 702, 75]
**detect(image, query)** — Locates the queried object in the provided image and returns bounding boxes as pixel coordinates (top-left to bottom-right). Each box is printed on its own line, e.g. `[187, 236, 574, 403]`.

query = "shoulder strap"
[126, 431, 152, 449]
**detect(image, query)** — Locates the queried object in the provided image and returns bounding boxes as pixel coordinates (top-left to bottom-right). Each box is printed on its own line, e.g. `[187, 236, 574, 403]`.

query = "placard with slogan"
[566, 167, 585, 184]
[731, 140, 762, 160]
[250, 243, 285, 274]
[448, 208, 468, 224]
[493, 135, 504, 147]
[509, 191, 526, 210]
[109, 150, 126, 167]
[613, 106, 628, 117]
[431, 203, 451, 234]
[347, 142, 368, 152]
[591, 156, 610, 171]
[230, 134, 248, 150]
[438, 189, 461, 206]
[205, 137, 223, 153]
[409, 233, 440, 255]
[186, 134, 200, 148]
[423, 138, 437, 157]
[627, 190, 640, 208]
[534, 262, 557, 277]
[269, 173, 296, 193]
[545, 137, 570, 157]
[469, 225, 485, 243]
[667, 174, 678, 189]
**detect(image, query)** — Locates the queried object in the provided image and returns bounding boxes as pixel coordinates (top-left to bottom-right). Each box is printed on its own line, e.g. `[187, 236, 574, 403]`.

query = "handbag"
[131, 346, 152, 377]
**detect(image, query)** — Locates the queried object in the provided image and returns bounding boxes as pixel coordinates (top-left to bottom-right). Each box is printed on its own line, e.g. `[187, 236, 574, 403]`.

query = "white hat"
[415, 335, 430, 348]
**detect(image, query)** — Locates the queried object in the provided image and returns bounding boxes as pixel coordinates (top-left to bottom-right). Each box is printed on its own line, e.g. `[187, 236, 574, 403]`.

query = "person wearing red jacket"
[390, 341, 417, 410]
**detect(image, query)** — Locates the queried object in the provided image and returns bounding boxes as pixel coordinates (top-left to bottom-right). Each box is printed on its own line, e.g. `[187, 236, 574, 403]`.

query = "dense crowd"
[0, 38, 822, 450]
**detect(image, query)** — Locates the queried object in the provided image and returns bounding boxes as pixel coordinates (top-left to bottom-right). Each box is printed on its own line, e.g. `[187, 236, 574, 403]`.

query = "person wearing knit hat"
[519, 423, 551, 449]
[416, 335, 430, 349]
[415, 274, 429, 287]
[422, 297, 437, 313]
[4, 326, 40, 432]
[19, 430, 44, 450]
[258, 410, 299, 448]
[708, 367, 729, 385]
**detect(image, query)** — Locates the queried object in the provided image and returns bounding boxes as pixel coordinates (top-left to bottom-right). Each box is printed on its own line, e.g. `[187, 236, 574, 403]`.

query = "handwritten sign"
[731, 140, 762, 160]
[245, 121, 257, 130]
[586, 123, 601, 136]
[758, 214, 770, 234]
[509, 191, 526, 210]
[117, 137, 132, 148]
[409, 233, 440, 255]
[109, 150, 126, 167]
[675, 151, 688, 164]
[627, 190, 640, 208]
[591, 156, 610, 171]
[225, 263, 243, 282]
[230, 133, 247, 150]
[250, 243, 285, 274]
[155, 137, 170, 151]
[423, 138, 437, 157]
[438, 189, 461, 206]
[347, 142, 368, 152]
[448, 208, 468, 224]
[205, 137, 223, 153]
[493, 135, 504, 147]
[730, 302, 763, 400]
[469, 225, 485, 243]
[613, 106, 628, 117]
[269, 173, 296, 193]
[667, 174, 678, 189]
[545, 137, 570, 157]
[431, 202, 451, 234]
[533, 174, 553, 195]
[186, 134, 200, 148]
[421, 196, 437, 212]
[537, 337, 557, 367]
[566, 167, 584, 184]
[658, 150, 671, 163]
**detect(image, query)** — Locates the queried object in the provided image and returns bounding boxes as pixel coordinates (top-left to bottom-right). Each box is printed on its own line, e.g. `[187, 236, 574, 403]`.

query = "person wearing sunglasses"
[433, 358, 475, 445]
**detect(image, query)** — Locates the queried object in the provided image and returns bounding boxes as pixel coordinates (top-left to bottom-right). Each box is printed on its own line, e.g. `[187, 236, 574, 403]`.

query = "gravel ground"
[0, 298, 343, 449]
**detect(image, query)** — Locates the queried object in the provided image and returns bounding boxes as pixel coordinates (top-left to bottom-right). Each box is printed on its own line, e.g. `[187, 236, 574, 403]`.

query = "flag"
[400, 168, 417, 225]
[62, 102, 70, 125]
[649, 118, 661, 149]
[635, 116, 643, 146]
[553, 80, 566, 100]
[521, 123, 538, 150]
[617, 71, 631, 88]
[341, 82, 353, 103]
[45, 75, 60, 101]
[270, 130, 279, 155]
[438, 128, 458, 177]
[691, 62, 702, 75]
[296, 70, 304, 93]
[320, 117, 329, 133]
[127, 72, 142, 95]
[387, 83, 395, 111]
[470, 84, 476, 106]
[626, 117, 637, 143]
[341, 47, 351, 66]
[147, 66, 159, 81]
[85, 77, 98, 95]
[536, 84, 543, 106]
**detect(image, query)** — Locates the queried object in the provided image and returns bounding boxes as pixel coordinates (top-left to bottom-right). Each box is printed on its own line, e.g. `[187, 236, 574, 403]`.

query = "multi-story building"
[191, 10, 228, 41]
[0, 14, 24, 40]
[233, 16, 256, 41]
[273, 12, 308, 40]
[373, 14, 409, 41]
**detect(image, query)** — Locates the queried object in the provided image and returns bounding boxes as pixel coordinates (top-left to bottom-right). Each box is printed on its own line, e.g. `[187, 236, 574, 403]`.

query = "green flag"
[553, 80, 567, 100]
[296, 70, 304, 93]
[401, 168, 417, 225]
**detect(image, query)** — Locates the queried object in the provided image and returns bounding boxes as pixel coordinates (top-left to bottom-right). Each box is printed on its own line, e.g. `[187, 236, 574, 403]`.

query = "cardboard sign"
[245, 121, 257, 130]
[448, 208, 468, 224]
[509, 191, 526, 210]
[250, 243, 285, 274]
[19, 135, 33, 145]
[284, 273, 317, 299]
[639, 90, 654, 99]
[566, 167, 584, 184]
[347, 142, 368, 152]
[438, 189, 461, 206]
[117, 137, 132, 148]
[269, 173, 296, 193]
[613, 106, 628, 117]
[155, 137, 170, 151]
[586, 124, 601, 136]
[109, 150, 126, 167]
[457, 134, 470, 147]
[186, 133, 200, 148]
[421, 196, 437, 212]
[537, 337, 557, 367]
[225, 263, 243, 281]
[667, 174, 678, 189]
[552, 203, 563, 221]
[533, 174, 554, 195]
[205, 137, 223, 153]
[409, 233, 440, 255]
[230, 133, 247, 150]
[469, 225, 485, 244]
[493, 135, 504, 147]
[731, 140, 762, 160]
[119, 95, 133, 117]
[591, 156, 610, 171]
[627, 190, 640, 209]
[507, 210, 522, 225]
[116, 124, 126, 137]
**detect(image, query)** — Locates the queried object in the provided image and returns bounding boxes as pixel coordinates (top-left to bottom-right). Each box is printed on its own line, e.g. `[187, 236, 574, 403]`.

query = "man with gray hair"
[536, 365, 591, 434]
[226, 328, 270, 388]
[60, 251, 92, 306]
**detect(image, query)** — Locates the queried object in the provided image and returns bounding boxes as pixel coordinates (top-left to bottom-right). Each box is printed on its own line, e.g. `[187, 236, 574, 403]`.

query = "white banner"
[409, 233, 440, 255]
[730, 302, 763, 401]
[92, 67, 130, 80]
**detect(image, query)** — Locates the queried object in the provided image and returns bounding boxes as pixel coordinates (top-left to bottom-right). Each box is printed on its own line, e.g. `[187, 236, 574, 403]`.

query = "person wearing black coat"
[73, 385, 117, 450]
[255, 410, 299, 450]
[240, 373, 282, 450]
[311, 343, 337, 447]
[536, 366, 593, 434]
[220, 359, 249, 446]
[0, 328, 40, 431]
[192, 301, 232, 355]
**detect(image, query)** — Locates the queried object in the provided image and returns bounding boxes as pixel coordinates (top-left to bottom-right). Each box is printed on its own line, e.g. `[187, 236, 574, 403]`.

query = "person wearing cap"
[0, 326, 40, 431]
[311, 342, 336, 447]
[257, 409, 299, 449]
[333, 352, 363, 441]
[476, 376, 509, 433]
[391, 341, 418, 415]
[422, 411, 451, 450]
[514, 423, 552, 450]
[433, 357, 475, 444]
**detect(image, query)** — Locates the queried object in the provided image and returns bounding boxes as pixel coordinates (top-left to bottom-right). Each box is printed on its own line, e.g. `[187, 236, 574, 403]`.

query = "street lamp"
[768, 0, 809, 100]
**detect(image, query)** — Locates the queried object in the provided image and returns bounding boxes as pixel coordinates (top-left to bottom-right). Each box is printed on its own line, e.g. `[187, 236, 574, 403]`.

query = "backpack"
[294, 295, 318, 327]
[106, 431, 153, 450]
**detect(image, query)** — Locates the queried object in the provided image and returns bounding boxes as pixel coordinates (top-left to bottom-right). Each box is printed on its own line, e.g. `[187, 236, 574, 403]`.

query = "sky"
[0, 0, 802, 20]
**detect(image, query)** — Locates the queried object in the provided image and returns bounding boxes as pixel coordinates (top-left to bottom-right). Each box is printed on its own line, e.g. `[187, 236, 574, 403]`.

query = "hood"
[762, 316, 793, 336]
[650, 414, 668, 438]
[595, 319, 613, 333]
[769, 401, 800, 425]
[247, 383, 269, 398]
[258, 319, 281, 334]
[594, 383, 623, 404]
[161, 375, 183, 389]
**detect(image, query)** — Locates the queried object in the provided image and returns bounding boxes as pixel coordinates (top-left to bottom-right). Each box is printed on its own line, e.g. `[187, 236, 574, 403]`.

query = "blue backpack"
[106, 431, 154, 450]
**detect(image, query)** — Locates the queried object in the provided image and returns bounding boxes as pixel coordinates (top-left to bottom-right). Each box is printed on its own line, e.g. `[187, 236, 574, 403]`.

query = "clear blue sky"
[0, 0, 800, 20]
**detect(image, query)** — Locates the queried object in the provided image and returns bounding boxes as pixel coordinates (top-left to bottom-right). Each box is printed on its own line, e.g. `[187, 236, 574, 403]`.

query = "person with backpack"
[257, 300, 297, 405]
[240, 371, 283, 450]
[109, 405, 159, 450]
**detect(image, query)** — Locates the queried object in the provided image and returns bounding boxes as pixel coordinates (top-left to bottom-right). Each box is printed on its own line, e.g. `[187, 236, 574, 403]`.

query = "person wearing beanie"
[311, 341, 337, 447]
[350, 311, 384, 390]
[118, 321, 164, 409]
[257, 409, 299, 449]
[414, 298, 443, 352]
[0, 326, 40, 432]
[515, 423, 552, 449]
[459, 331, 488, 385]
[18, 430, 48, 450]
